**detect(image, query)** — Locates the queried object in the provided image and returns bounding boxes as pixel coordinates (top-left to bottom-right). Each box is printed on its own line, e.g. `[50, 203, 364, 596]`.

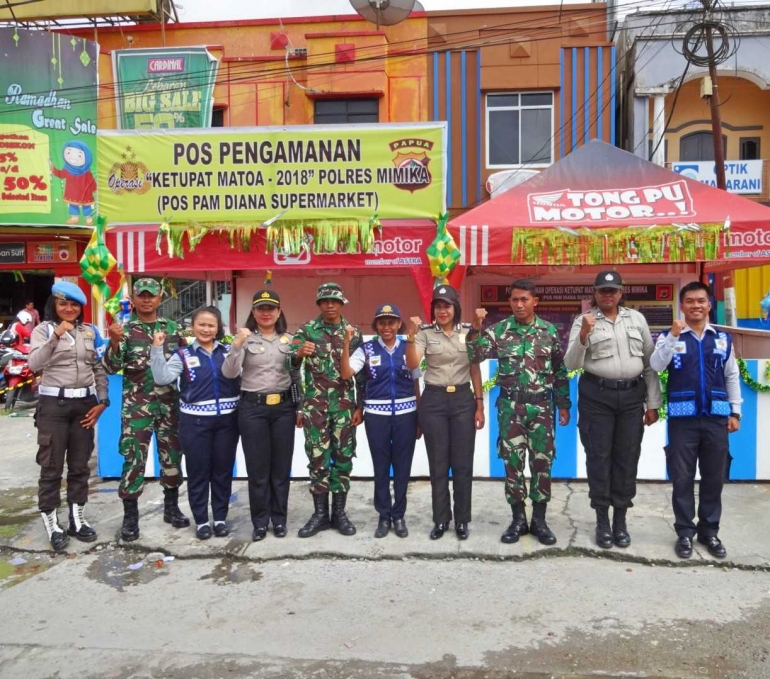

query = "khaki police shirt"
[413, 323, 472, 386]
[28, 322, 108, 400]
[221, 330, 298, 393]
[564, 306, 662, 408]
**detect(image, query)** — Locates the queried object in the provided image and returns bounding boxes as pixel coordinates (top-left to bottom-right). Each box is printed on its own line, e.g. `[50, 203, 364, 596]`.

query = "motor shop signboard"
[527, 180, 695, 224]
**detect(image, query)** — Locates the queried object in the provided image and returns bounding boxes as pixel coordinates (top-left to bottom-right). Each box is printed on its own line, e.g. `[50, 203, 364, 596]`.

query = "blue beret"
[52, 281, 87, 306]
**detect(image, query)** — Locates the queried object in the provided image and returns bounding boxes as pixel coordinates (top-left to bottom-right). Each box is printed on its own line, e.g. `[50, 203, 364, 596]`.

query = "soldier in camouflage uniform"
[104, 278, 190, 541]
[467, 279, 571, 546]
[291, 282, 364, 537]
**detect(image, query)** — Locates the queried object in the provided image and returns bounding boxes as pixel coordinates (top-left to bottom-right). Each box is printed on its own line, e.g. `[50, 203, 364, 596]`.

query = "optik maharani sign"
[98, 124, 447, 223]
[0, 28, 98, 226]
[113, 47, 219, 130]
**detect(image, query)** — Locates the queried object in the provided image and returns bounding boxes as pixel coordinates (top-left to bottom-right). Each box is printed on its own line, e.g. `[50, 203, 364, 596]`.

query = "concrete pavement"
[2, 412, 769, 568]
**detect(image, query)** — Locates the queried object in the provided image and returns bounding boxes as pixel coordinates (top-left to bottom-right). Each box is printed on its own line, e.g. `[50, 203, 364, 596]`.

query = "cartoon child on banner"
[50, 141, 97, 226]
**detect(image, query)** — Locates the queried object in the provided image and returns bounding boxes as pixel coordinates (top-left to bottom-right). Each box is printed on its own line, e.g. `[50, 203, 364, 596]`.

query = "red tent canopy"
[449, 140, 770, 268]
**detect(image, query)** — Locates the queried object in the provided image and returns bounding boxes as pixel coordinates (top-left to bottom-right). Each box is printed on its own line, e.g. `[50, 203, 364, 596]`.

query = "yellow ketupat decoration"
[79, 215, 117, 304]
[427, 214, 460, 283]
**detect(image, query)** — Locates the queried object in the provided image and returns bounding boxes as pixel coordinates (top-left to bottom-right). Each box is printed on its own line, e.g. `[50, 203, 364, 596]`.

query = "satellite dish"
[486, 170, 540, 198]
[349, 0, 418, 29]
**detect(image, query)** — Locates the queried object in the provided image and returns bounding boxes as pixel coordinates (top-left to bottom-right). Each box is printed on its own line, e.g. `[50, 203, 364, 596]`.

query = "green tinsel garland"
[738, 357, 770, 393]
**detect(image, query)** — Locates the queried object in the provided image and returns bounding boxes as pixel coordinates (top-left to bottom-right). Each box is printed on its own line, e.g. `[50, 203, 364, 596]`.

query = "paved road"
[1, 415, 769, 679]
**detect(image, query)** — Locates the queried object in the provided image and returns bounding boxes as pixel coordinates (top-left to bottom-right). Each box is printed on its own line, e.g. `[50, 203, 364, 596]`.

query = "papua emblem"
[388, 138, 434, 193]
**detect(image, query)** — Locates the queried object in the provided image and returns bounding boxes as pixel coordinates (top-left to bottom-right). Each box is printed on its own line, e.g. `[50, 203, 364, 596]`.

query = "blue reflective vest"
[664, 328, 732, 418]
[361, 339, 416, 416]
[177, 343, 240, 416]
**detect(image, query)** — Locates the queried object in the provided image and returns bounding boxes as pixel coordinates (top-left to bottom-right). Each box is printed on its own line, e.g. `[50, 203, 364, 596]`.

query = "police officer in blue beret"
[28, 282, 109, 551]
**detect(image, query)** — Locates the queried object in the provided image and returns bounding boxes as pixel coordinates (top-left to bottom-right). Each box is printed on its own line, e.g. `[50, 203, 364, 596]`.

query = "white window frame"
[486, 91, 554, 169]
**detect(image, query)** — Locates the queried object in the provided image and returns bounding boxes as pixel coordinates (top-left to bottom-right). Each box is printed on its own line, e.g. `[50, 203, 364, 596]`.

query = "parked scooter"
[0, 323, 10, 404]
[3, 344, 38, 411]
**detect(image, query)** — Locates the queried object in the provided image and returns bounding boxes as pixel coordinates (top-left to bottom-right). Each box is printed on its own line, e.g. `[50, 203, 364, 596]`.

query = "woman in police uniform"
[406, 285, 485, 540]
[222, 290, 302, 541]
[28, 281, 109, 552]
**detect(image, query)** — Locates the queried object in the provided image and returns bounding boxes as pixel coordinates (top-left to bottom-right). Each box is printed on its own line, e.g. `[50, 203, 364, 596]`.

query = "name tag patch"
[674, 342, 687, 355]
[715, 339, 728, 354]
[458, 333, 466, 345]
[186, 356, 201, 368]
[370, 356, 382, 366]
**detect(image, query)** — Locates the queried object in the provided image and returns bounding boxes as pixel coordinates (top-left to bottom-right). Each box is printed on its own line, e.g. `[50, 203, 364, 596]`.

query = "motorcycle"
[0, 323, 12, 404]
[4, 345, 38, 412]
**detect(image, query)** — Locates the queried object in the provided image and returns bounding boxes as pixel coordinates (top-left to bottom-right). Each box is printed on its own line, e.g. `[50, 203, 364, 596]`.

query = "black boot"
[612, 507, 631, 548]
[67, 503, 97, 542]
[298, 493, 331, 538]
[331, 492, 357, 536]
[41, 510, 69, 552]
[595, 506, 614, 549]
[529, 502, 556, 545]
[501, 501, 529, 544]
[121, 499, 140, 542]
[163, 488, 191, 528]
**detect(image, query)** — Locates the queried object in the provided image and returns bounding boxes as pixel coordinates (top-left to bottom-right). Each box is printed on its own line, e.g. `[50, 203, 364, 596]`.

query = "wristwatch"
[101, 399, 111, 408]
[730, 412, 741, 420]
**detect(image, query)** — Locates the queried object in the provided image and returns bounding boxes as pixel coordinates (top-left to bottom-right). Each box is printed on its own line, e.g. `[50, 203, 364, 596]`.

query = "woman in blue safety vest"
[150, 306, 240, 540]
[340, 303, 421, 538]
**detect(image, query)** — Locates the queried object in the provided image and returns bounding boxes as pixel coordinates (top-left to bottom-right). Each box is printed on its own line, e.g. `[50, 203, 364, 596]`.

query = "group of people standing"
[29, 272, 741, 560]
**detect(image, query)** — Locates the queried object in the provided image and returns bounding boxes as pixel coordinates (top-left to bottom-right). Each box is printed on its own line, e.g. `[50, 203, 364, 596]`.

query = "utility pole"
[701, 0, 726, 190]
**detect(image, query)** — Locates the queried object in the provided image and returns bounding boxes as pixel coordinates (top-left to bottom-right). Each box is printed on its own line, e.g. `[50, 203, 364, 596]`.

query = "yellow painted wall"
[0, 0, 156, 21]
[653, 76, 770, 317]
[658, 76, 770, 167]
[735, 266, 770, 319]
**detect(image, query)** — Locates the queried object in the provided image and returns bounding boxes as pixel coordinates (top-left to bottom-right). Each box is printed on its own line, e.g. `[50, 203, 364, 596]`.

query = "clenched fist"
[152, 331, 166, 347]
[296, 341, 316, 358]
[579, 313, 596, 343]
[343, 324, 357, 344]
[233, 327, 252, 348]
[108, 323, 124, 348]
[55, 321, 75, 338]
[670, 319, 687, 337]
[472, 308, 488, 331]
[408, 316, 423, 336]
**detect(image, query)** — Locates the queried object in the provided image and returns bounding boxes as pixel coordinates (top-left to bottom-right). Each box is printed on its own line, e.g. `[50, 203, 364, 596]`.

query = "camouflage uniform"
[291, 316, 363, 494]
[103, 315, 184, 499]
[468, 316, 571, 504]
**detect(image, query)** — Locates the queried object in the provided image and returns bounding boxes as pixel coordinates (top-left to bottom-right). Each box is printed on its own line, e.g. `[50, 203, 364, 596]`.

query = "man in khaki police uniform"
[564, 271, 661, 550]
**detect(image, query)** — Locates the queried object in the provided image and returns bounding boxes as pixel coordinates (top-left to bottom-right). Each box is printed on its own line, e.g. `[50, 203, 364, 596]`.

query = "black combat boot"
[529, 502, 557, 545]
[331, 492, 357, 536]
[163, 487, 191, 528]
[121, 499, 140, 542]
[501, 501, 529, 544]
[298, 493, 331, 538]
[595, 506, 614, 549]
[67, 503, 97, 542]
[612, 507, 631, 548]
[41, 510, 69, 552]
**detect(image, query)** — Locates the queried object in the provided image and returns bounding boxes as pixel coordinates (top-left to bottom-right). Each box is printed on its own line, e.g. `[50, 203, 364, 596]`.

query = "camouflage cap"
[316, 282, 348, 305]
[132, 277, 162, 296]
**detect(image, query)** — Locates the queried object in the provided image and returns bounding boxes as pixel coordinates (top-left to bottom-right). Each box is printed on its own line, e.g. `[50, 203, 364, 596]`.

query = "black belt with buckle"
[499, 387, 553, 404]
[424, 383, 471, 394]
[582, 372, 641, 390]
[241, 390, 291, 405]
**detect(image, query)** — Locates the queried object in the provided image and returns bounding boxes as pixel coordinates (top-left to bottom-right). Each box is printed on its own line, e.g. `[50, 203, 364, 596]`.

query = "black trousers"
[577, 376, 646, 509]
[420, 386, 476, 524]
[36, 395, 97, 512]
[179, 412, 239, 525]
[665, 416, 730, 539]
[364, 410, 418, 521]
[238, 399, 296, 529]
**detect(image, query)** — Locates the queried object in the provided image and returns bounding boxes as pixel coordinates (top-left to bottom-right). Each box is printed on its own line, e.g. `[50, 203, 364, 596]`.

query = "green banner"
[0, 28, 98, 226]
[113, 47, 219, 130]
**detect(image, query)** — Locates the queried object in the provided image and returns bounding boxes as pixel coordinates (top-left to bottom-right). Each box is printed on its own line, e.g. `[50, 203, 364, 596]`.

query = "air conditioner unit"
[289, 47, 308, 58]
